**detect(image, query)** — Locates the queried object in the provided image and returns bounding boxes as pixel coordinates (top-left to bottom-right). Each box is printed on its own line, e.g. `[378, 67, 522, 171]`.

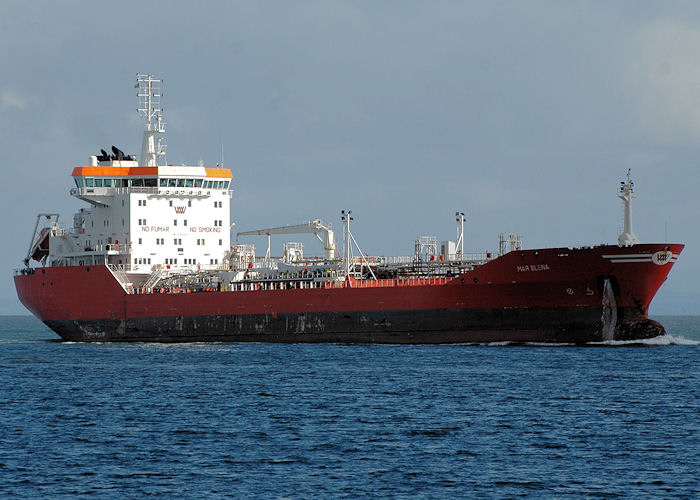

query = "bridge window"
[185, 179, 194, 187]
[194, 179, 203, 187]
[168, 178, 177, 187]
[177, 179, 186, 187]
[132, 178, 144, 187]
[160, 178, 168, 187]
[85, 178, 94, 187]
[223, 181, 230, 189]
[103, 179, 112, 187]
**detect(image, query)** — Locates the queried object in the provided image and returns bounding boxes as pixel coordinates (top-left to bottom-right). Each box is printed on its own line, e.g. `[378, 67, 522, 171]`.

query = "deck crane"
[237, 219, 337, 260]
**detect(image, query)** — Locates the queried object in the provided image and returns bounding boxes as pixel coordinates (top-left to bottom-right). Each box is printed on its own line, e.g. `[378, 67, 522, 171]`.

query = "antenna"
[136, 73, 167, 166]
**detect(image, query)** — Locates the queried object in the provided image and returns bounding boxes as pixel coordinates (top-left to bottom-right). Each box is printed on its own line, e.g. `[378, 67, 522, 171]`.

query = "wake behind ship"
[14, 74, 683, 343]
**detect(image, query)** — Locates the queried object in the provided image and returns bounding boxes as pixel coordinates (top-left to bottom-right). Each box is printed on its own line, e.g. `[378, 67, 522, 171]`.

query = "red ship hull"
[14, 243, 683, 343]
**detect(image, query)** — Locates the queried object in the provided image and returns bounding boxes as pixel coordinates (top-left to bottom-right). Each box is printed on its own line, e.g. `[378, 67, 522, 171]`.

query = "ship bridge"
[70, 164, 232, 206]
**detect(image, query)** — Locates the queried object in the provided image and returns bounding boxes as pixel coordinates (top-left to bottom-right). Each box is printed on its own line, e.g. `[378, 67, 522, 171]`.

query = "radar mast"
[136, 73, 166, 166]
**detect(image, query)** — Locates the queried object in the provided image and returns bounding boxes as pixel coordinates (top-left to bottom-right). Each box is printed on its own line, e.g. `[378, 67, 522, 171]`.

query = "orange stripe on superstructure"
[72, 166, 233, 178]
[72, 167, 159, 177]
[204, 168, 233, 178]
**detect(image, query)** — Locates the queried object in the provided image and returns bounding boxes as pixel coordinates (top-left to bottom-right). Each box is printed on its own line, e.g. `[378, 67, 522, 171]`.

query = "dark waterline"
[1, 316, 698, 498]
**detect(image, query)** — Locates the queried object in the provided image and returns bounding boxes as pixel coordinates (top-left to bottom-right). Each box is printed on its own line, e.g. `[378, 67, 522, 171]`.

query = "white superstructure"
[41, 74, 233, 274]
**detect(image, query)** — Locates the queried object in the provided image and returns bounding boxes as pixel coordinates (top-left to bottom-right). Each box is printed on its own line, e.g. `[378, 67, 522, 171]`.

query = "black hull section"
[44, 306, 665, 343]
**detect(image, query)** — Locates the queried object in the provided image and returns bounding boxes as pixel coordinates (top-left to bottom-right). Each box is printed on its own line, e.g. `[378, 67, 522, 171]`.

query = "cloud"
[626, 19, 700, 143]
[1, 89, 29, 110]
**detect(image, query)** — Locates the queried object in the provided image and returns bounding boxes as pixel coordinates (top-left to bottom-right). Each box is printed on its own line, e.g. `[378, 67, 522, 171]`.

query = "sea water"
[0, 316, 698, 498]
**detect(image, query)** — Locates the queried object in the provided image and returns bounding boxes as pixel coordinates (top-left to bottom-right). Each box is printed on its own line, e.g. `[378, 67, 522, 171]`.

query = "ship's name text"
[517, 264, 550, 272]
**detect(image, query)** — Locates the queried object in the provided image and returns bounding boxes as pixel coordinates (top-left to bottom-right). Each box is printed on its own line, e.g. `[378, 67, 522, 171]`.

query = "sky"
[1, 1, 699, 314]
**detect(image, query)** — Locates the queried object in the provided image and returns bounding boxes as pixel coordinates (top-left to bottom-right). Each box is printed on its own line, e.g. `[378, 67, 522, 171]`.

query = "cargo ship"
[14, 74, 683, 343]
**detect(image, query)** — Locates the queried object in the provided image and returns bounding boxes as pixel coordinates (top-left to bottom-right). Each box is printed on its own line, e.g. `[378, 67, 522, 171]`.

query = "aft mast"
[136, 73, 166, 166]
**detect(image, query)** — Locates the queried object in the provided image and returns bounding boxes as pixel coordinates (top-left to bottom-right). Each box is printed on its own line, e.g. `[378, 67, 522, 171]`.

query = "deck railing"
[130, 275, 454, 295]
[71, 187, 233, 198]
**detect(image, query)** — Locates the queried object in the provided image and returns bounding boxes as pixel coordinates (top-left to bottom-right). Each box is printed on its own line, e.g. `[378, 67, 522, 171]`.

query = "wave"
[592, 334, 700, 346]
[470, 334, 700, 347]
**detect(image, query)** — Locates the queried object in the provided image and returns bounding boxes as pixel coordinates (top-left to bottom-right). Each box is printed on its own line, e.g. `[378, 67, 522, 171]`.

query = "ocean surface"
[1, 316, 698, 499]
